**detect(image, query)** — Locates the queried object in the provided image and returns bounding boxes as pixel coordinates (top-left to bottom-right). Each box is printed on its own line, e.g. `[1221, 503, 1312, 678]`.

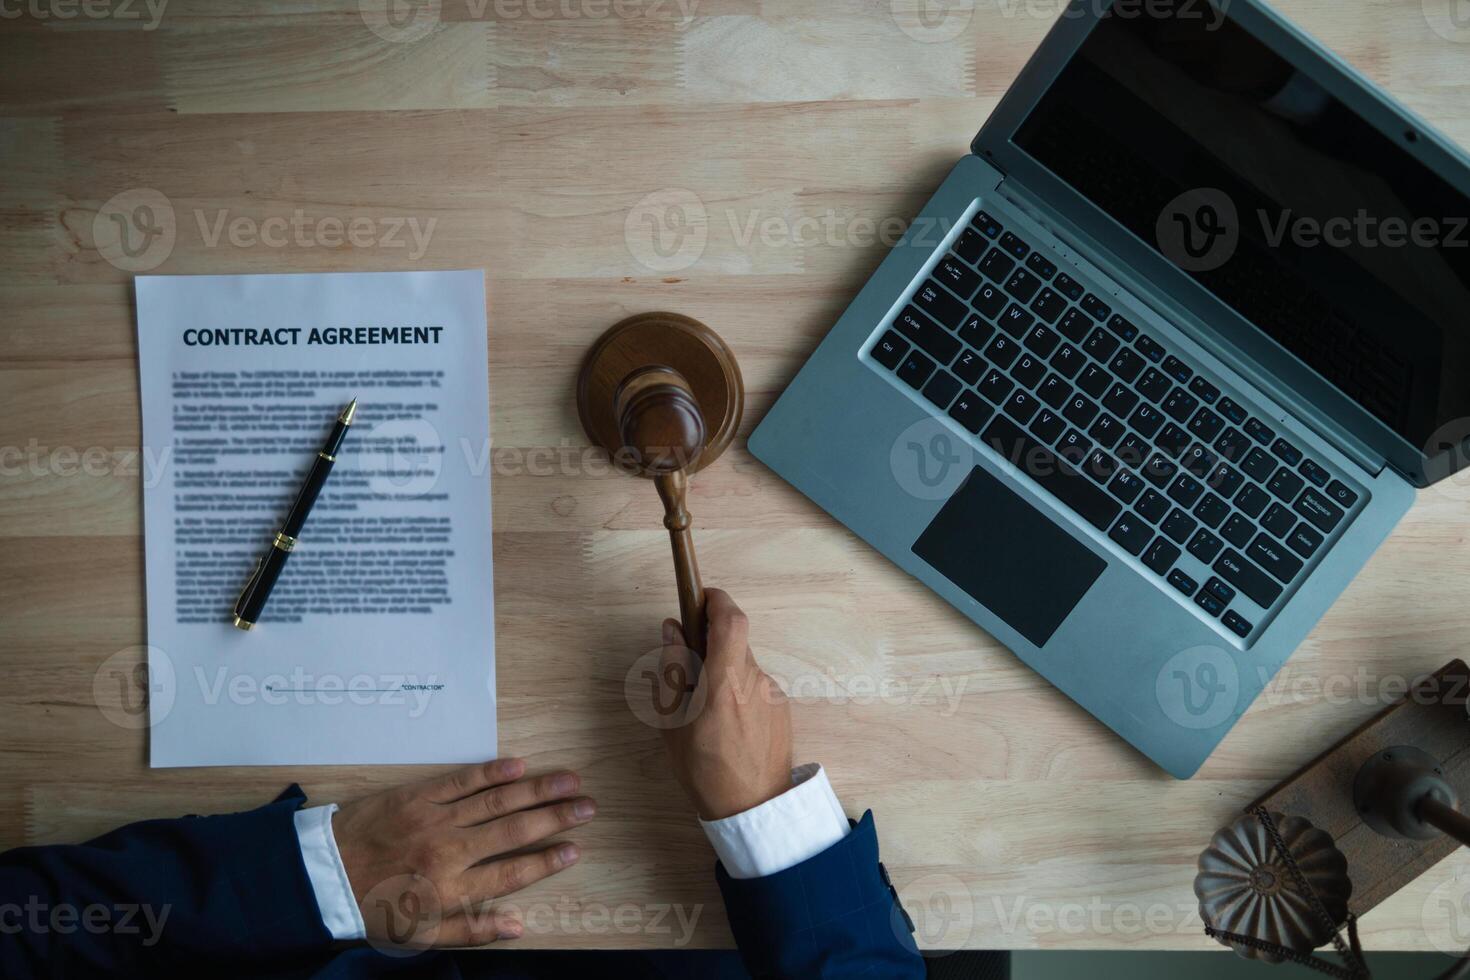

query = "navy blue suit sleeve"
[0, 784, 333, 978]
[714, 811, 925, 979]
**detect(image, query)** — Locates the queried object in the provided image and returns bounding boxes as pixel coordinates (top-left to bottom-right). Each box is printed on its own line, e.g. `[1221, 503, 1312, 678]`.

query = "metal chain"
[1202, 926, 1361, 979]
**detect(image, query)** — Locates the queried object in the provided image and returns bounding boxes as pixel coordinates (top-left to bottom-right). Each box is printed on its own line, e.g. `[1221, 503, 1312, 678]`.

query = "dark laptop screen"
[1013, 4, 1470, 467]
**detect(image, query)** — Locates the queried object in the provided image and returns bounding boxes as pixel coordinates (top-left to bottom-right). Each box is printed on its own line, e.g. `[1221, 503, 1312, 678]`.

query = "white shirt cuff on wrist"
[698, 762, 850, 880]
[293, 803, 367, 941]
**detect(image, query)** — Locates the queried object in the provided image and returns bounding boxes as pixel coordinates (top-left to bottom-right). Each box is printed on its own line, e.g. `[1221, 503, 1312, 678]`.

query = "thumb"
[661, 617, 686, 650]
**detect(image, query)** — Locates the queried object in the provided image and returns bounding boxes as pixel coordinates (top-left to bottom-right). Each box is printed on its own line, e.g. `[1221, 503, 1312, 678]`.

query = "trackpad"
[912, 466, 1106, 647]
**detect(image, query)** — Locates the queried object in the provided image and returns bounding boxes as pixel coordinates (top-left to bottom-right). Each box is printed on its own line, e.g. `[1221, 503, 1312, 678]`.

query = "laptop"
[749, 0, 1470, 777]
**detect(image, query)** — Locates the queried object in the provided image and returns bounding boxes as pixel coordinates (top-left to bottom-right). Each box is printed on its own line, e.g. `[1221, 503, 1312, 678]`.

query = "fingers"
[662, 617, 686, 649]
[448, 769, 584, 827]
[433, 907, 524, 948]
[423, 757, 527, 804]
[470, 796, 597, 856]
[460, 841, 581, 904]
[701, 588, 749, 669]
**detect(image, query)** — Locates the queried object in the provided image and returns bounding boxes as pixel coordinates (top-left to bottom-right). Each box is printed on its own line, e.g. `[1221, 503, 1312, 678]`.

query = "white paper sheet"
[135, 270, 496, 767]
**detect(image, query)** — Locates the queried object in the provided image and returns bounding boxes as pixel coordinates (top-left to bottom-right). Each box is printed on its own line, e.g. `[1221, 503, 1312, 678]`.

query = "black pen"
[233, 397, 357, 630]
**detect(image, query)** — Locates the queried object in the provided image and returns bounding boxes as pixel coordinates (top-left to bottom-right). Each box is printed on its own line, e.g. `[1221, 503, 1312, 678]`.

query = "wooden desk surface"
[3, 0, 1470, 953]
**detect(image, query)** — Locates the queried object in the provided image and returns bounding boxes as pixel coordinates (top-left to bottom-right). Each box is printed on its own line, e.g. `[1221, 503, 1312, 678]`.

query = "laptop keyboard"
[866, 207, 1366, 642]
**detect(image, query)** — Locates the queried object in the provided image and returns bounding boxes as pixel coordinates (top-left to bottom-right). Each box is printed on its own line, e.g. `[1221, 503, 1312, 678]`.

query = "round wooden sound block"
[577, 312, 743, 476]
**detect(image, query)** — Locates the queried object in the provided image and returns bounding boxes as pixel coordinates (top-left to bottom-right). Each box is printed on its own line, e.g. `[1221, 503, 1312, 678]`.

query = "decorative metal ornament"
[1195, 810, 1353, 962]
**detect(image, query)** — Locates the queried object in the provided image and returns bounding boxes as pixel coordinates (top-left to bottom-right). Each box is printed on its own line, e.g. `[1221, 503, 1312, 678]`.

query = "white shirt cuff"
[293, 803, 367, 941]
[698, 763, 850, 880]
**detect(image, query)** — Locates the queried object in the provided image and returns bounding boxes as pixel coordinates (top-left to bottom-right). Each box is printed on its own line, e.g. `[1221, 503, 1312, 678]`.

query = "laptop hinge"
[994, 180, 1390, 478]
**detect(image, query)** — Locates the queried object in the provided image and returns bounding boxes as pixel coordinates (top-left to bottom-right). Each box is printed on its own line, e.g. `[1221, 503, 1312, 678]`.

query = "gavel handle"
[655, 470, 707, 656]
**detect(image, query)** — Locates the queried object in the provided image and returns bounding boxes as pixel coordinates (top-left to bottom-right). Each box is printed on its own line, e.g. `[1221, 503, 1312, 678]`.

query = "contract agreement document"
[135, 270, 495, 767]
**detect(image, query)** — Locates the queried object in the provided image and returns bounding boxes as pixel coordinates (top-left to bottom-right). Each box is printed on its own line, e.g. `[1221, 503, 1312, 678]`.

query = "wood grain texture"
[3, 0, 1470, 952]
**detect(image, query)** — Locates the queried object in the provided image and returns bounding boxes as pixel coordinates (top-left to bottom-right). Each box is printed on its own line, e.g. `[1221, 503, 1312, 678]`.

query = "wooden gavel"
[576, 312, 744, 656]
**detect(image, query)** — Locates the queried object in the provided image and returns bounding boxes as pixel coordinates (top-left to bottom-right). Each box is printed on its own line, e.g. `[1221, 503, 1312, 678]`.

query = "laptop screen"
[1013, 4, 1470, 473]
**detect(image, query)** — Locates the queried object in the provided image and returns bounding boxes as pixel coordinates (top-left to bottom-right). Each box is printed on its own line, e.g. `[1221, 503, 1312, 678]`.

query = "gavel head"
[613, 366, 707, 476]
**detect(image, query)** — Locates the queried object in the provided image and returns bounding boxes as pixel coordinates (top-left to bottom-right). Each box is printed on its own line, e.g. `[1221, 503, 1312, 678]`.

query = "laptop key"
[923, 371, 962, 410]
[872, 330, 908, 369]
[1161, 355, 1192, 384]
[1286, 521, 1324, 558]
[998, 303, 1035, 338]
[1142, 453, 1177, 488]
[954, 227, 987, 264]
[1207, 462, 1243, 498]
[980, 415, 1121, 531]
[1050, 343, 1085, 379]
[1244, 416, 1275, 444]
[1142, 537, 1179, 574]
[978, 248, 1015, 282]
[935, 255, 979, 299]
[998, 231, 1029, 259]
[948, 390, 993, 434]
[977, 369, 1015, 404]
[1161, 387, 1199, 423]
[1222, 610, 1253, 638]
[1268, 466, 1306, 502]
[1081, 293, 1111, 320]
[1261, 502, 1295, 538]
[973, 283, 1006, 318]
[895, 306, 961, 363]
[897, 350, 936, 388]
[1213, 550, 1283, 607]
[1299, 459, 1330, 487]
[1195, 590, 1226, 618]
[1188, 407, 1224, 443]
[1156, 422, 1191, 458]
[1057, 429, 1092, 464]
[972, 210, 1003, 239]
[1025, 252, 1058, 279]
[1136, 367, 1172, 403]
[1004, 268, 1043, 303]
[1221, 514, 1254, 548]
[1271, 438, 1303, 466]
[1085, 449, 1120, 485]
[953, 348, 986, 385]
[1115, 433, 1150, 470]
[1054, 272, 1085, 301]
[1030, 288, 1067, 324]
[1083, 327, 1119, 361]
[1235, 484, 1270, 519]
[1182, 445, 1216, 479]
[1204, 577, 1236, 605]
[1134, 334, 1165, 363]
[1138, 489, 1170, 523]
[1188, 528, 1224, 563]
[959, 313, 994, 350]
[1088, 413, 1125, 450]
[1188, 377, 1220, 403]
[1037, 374, 1072, 409]
[1058, 308, 1091, 343]
[1194, 493, 1229, 529]
[1012, 354, 1045, 388]
[1162, 507, 1198, 543]
[1296, 487, 1345, 532]
[1108, 511, 1151, 555]
[1063, 394, 1100, 427]
[915, 280, 967, 327]
[1216, 397, 1248, 425]
[1024, 324, 1061, 358]
[1167, 568, 1199, 597]
[1128, 403, 1165, 439]
[1076, 364, 1112, 399]
[1106, 314, 1139, 342]
[1214, 427, 1250, 462]
[983, 334, 1020, 369]
[1005, 389, 1041, 425]
[1167, 473, 1204, 508]
[1030, 407, 1065, 444]
[1248, 533, 1304, 583]
[1102, 382, 1139, 418]
[1109, 348, 1146, 384]
[1325, 480, 1359, 509]
[1110, 469, 1145, 505]
[1240, 447, 1276, 482]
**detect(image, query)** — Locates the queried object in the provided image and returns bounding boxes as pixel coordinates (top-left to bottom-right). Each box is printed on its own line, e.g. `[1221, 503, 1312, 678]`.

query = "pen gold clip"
[233, 556, 264, 631]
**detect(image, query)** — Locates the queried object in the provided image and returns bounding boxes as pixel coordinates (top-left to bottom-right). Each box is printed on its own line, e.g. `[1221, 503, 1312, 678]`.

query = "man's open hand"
[332, 758, 596, 949]
[659, 588, 794, 820]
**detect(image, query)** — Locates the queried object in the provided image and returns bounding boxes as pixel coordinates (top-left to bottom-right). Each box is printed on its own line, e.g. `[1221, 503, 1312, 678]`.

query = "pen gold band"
[232, 615, 255, 631]
[273, 531, 296, 552]
[318, 451, 335, 462]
